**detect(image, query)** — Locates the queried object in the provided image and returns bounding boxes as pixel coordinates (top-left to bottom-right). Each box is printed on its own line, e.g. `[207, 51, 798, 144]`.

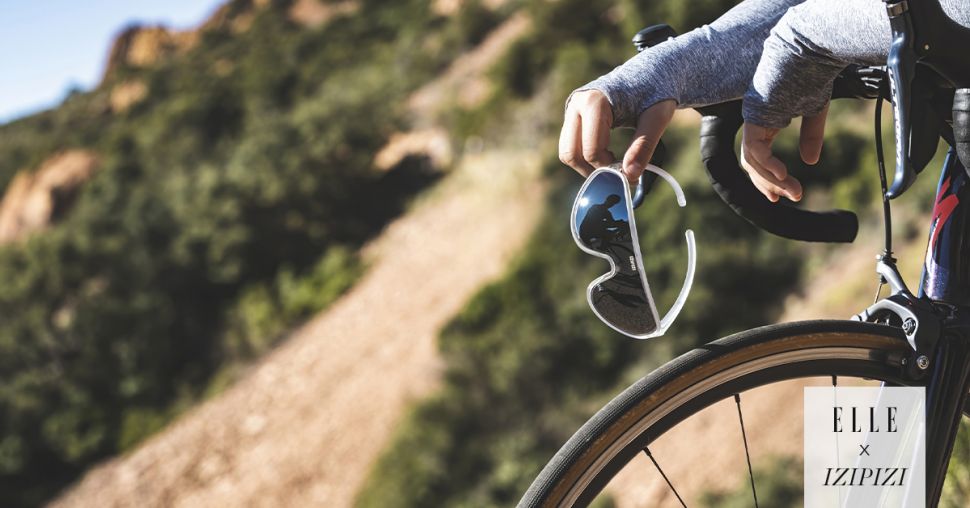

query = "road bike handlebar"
[695, 100, 860, 243]
[631, 24, 866, 243]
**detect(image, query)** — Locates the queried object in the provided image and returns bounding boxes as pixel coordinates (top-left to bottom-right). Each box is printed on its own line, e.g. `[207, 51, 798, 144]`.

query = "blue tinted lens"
[574, 170, 631, 252]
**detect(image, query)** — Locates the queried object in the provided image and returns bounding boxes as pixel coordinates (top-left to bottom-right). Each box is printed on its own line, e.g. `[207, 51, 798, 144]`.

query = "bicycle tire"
[519, 320, 935, 507]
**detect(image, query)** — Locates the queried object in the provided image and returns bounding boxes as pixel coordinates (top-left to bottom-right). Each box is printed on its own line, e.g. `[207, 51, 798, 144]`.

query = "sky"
[0, 0, 226, 124]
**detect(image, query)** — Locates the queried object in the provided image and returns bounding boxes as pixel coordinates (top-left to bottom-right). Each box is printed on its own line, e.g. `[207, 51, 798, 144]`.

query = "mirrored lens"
[590, 274, 657, 335]
[574, 171, 631, 253]
[573, 170, 659, 335]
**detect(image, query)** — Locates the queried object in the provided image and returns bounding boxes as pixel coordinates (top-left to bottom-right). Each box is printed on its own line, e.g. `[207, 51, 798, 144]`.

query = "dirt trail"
[408, 12, 530, 118]
[51, 151, 546, 508]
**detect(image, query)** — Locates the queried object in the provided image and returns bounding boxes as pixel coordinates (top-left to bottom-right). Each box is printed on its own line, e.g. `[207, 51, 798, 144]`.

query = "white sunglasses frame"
[570, 165, 696, 340]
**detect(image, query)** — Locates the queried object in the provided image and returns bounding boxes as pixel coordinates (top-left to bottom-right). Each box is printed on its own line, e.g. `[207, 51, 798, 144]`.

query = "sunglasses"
[571, 164, 695, 339]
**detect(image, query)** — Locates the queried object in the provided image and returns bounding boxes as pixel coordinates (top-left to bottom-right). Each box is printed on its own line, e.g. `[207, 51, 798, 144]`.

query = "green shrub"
[223, 246, 363, 360]
[0, 0, 478, 504]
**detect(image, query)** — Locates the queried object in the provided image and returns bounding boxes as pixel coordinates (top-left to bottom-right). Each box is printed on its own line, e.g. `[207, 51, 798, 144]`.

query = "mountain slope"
[0, 1, 523, 503]
[51, 150, 546, 507]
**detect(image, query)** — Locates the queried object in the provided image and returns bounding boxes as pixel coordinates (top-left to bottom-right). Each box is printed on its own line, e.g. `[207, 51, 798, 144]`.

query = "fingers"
[559, 90, 614, 177]
[742, 150, 801, 202]
[742, 123, 787, 181]
[741, 122, 803, 202]
[559, 110, 594, 176]
[741, 147, 802, 202]
[581, 100, 615, 168]
[622, 99, 676, 183]
[799, 102, 829, 165]
[749, 178, 780, 203]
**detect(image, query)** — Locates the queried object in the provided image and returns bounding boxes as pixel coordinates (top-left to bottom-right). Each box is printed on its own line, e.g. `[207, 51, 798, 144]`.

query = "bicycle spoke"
[734, 393, 759, 508]
[642, 447, 687, 507]
[833, 376, 845, 506]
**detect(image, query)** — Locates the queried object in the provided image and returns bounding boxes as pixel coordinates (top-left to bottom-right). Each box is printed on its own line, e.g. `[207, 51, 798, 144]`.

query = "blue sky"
[0, 0, 225, 124]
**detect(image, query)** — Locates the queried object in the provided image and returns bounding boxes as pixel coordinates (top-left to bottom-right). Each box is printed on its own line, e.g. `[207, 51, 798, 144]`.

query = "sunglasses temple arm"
[656, 229, 696, 334]
[645, 164, 687, 207]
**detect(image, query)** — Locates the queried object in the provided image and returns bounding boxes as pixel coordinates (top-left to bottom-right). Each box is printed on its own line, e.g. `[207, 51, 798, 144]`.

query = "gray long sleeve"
[575, 0, 801, 127]
[578, 0, 970, 129]
[745, 0, 970, 128]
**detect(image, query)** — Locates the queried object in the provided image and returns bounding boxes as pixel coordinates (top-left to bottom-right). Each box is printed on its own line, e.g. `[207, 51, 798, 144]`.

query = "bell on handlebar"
[632, 24, 677, 53]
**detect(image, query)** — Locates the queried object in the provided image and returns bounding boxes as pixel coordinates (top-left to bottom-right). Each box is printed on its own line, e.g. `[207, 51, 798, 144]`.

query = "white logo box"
[804, 386, 925, 508]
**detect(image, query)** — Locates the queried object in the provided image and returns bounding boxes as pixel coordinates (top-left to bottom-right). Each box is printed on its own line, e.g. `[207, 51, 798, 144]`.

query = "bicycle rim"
[519, 320, 939, 507]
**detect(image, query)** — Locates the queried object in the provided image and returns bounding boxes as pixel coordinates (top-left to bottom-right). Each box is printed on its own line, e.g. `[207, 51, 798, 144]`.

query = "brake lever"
[885, 1, 918, 199]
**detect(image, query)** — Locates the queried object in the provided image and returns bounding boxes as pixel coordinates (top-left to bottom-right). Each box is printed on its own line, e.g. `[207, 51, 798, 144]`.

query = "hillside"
[4, 0, 968, 506]
[0, 0, 518, 504]
[52, 150, 546, 507]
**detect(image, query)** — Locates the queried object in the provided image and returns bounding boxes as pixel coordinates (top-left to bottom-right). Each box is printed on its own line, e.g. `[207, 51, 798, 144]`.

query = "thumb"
[799, 102, 829, 165]
[622, 99, 676, 183]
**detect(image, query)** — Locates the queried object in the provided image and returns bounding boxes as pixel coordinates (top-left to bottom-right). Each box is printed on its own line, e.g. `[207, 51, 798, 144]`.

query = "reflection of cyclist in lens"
[579, 194, 629, 249]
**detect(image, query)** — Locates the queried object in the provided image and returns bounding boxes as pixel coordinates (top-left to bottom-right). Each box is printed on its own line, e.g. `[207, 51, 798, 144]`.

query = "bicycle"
[520, 1, 970, 506]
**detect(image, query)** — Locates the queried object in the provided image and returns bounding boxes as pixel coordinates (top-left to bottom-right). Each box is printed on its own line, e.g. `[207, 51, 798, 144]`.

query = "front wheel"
[519, 320, 948, 507]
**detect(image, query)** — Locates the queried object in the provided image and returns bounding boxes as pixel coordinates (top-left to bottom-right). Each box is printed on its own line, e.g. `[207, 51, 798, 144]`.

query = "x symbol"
[859, 444, 871, 456]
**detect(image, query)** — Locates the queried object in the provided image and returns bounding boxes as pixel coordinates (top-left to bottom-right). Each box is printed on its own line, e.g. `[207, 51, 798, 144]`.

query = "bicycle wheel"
[519, 320, 952, 507]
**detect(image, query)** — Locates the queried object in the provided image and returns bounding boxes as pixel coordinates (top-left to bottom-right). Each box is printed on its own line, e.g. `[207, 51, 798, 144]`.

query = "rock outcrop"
[0, 150, 100, 244]
[103, 26, 198, 79]
[109, 80, 149, 113]
[288, 0, 358, 28]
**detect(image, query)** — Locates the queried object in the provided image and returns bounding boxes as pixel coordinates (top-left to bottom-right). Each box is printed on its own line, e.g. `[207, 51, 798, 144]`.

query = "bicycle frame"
[854, 147, 970, 506]
[852, 151, 970, 507]
[912, 148, 970, 505]
[850, 1, 970, 504]
[922, 150, 970, 304]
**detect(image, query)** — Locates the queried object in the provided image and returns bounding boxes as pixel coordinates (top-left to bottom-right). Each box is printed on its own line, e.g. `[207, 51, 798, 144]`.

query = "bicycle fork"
[855, 148, 970, 505]
[920, 148, 970, 505]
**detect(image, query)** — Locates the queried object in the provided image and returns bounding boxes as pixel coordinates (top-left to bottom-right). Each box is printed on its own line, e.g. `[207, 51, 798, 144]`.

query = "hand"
[622, 99, 676, 183]
[559, 90, 615, 177]
[559, 91, 675, 183]
[740, 103, 829, 202]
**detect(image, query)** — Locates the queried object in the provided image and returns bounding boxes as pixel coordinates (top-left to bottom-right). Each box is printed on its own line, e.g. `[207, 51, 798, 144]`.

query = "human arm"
[740, 0, 970, 201]
[560, 0, 803, 182]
